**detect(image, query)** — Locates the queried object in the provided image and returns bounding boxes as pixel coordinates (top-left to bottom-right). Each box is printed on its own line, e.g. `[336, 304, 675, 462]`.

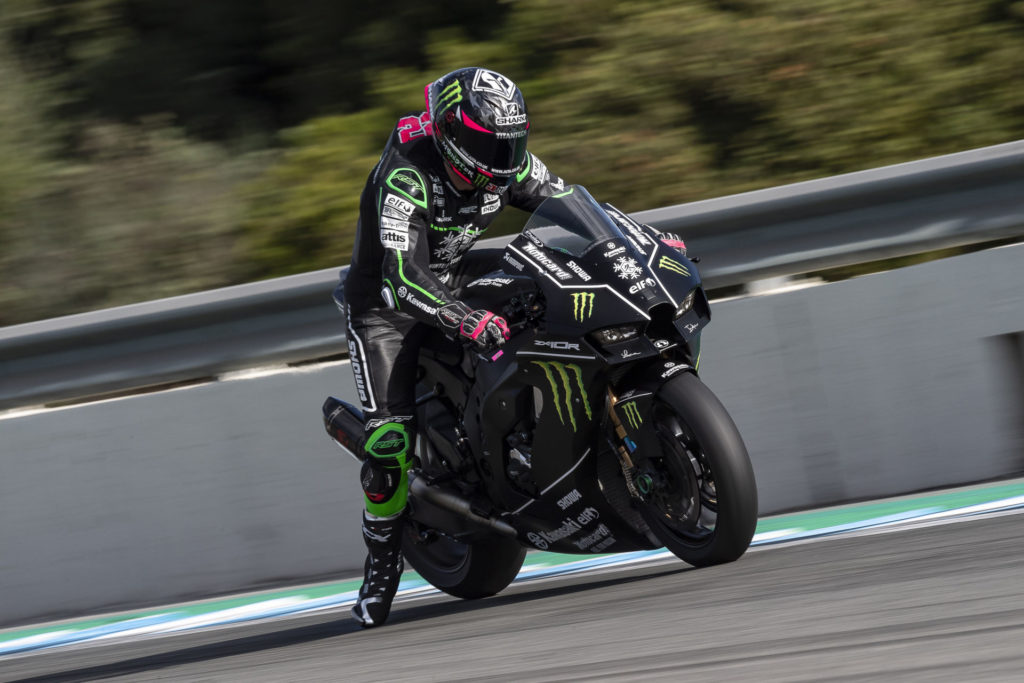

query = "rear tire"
[402, 530, 526, 599]
[636, 372, 757, 567]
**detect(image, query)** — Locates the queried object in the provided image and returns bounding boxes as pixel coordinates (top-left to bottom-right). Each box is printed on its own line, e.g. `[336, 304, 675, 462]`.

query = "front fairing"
[499, 186, 706, 359]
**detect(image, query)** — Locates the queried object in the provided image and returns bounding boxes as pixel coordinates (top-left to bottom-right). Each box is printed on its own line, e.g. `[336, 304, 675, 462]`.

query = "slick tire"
[402, 532, 527, 599]
[637, 371, 758, 567]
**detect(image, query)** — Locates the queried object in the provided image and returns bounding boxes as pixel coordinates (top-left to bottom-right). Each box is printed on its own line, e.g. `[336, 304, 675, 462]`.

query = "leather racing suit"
[335, 110, 566, 550]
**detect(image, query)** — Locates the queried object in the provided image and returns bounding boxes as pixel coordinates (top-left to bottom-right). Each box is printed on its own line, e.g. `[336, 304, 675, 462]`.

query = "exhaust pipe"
[409, 473, 517, 538]
[322, 396, 365, 461]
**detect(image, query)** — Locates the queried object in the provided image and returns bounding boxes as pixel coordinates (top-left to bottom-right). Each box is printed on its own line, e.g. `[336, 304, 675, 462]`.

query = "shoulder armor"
[385, 167, 429, 210]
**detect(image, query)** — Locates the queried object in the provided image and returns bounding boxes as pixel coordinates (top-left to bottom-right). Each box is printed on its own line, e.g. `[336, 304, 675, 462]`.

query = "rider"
[337, 67, 568, 627]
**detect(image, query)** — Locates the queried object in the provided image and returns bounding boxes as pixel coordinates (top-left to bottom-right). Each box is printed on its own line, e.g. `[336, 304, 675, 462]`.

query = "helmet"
[426, 67, 530, 193]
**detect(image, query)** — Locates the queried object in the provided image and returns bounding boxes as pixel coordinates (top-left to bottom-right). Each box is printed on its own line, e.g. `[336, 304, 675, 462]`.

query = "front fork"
[606, 359, 699, 500]
[607, 387, 657, 500]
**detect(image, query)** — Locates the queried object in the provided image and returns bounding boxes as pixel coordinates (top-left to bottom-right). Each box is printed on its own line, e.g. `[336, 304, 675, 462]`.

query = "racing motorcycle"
[324, 185, 757, 599]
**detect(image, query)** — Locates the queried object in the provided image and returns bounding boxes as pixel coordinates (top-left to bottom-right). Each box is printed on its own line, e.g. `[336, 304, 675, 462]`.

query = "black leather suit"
[335, 112, 565, 517]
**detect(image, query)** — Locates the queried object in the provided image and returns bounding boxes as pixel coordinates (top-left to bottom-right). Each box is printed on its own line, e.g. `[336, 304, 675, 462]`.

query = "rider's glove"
[656, 231, 687, 256]
[459, 309, 511, 349]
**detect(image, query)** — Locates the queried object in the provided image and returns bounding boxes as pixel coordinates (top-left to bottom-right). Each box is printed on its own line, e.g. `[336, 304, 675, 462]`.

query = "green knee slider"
[361, 421, 413, 517]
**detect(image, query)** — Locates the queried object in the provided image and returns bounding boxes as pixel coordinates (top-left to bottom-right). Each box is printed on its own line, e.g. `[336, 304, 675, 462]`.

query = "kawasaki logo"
[621, 401, 643, 429]
[658, 256, 690, 276]
[532, 361, 593, 432]
[571, 292, 595, 322]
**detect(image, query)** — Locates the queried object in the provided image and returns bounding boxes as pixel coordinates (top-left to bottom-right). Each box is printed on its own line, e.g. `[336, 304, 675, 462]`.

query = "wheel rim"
[641, 402, 719, 547]
[405, 527, 471, 577]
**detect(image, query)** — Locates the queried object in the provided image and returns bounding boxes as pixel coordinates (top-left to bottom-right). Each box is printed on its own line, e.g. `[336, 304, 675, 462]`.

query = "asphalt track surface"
[3, 511, 1023, 682]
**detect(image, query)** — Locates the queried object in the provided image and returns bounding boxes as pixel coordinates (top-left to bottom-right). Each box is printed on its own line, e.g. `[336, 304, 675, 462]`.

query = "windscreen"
[522, 186, 626, 257]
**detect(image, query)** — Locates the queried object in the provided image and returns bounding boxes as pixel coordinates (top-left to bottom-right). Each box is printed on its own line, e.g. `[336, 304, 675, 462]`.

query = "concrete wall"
[0, 365, 366, 627]
[703, 244, 1024, 512]
[1, 244, 1022, 626]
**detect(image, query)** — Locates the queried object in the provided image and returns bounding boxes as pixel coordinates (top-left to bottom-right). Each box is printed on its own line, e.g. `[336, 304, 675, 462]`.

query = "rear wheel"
[402, 529, 526, 599]
[635, 372, 757, 567]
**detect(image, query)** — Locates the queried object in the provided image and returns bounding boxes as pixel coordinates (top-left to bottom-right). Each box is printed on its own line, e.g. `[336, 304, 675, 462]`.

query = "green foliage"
[240, 112, 386, 277]
[0, 119, 268, 326]
[2, 0, 1024, 322]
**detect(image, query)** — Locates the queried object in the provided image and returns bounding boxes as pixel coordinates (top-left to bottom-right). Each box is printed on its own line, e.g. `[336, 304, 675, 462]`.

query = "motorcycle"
[324, 185, 757, 599]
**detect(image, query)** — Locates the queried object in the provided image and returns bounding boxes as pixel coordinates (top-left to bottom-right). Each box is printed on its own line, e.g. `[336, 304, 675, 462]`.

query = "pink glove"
[660, 237, 687, 255]
[459, 309, 511, 349]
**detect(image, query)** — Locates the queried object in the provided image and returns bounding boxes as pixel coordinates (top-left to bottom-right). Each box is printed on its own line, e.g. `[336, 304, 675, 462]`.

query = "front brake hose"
[607, 387, 642, 499]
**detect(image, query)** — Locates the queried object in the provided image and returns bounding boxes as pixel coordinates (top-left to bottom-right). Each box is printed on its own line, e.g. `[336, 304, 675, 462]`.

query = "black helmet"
[426, 67, 529, 193]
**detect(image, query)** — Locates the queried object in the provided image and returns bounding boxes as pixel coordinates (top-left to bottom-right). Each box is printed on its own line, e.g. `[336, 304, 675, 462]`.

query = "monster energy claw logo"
[437, 81, 462, 113]
[571, 292, 595, 322]
[658, 256, 690, 276]
[622, 401, 643, 429]
[532, 362, 593, 432]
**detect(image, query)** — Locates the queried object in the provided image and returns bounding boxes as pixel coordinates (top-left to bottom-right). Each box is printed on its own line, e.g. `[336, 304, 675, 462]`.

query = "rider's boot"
[351, 510, 405, 628]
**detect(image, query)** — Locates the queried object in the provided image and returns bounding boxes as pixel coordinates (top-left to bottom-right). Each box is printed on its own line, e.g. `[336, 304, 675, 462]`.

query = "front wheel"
[635, 372, 757, 567]
[402, 529, 526, 599]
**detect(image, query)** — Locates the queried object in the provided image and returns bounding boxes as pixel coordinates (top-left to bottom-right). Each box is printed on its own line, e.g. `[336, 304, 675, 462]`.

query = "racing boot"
[351, 511, 405, 628]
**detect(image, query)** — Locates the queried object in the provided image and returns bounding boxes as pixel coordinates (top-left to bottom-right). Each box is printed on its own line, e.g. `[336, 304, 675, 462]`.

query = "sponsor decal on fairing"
[628, 277, 656, 294]
[566, 260, 592, 281]
[612, 256, 643, 280]
[531, 360, 593, 432]
[571, 292, 595, 322]
[533, 340, 582, 351]
[556, 488, 582, 510]
[468, 276, 515, 287]
[521, 242, 573, 280]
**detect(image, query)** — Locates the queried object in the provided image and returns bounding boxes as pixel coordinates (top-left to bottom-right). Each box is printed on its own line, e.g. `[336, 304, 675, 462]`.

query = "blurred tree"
[0, 117, 269, 326]
[2, 0, 1024, 323]
[4, 0, 512, 141]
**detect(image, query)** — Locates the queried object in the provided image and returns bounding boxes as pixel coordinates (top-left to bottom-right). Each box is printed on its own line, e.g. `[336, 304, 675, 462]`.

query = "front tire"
[402, 530, 526, 599]
[635, 372, 757, 567]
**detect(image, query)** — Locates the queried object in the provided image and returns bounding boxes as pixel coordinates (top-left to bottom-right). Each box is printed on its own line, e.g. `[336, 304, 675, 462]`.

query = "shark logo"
[472, 69, 517, 100]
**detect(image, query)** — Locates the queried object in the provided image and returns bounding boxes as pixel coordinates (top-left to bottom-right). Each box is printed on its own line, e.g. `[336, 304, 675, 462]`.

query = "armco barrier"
[1, 243, 1022, 626]
[2, 140, 1023, 411]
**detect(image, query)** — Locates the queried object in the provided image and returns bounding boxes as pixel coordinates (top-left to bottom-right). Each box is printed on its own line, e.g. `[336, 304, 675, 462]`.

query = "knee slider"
[360, 458, 404, 504]
[361, 416, 414, 514]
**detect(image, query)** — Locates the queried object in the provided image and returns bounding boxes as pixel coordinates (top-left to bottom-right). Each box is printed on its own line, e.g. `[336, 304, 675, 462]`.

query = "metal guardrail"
[1, 140, 1022, 410]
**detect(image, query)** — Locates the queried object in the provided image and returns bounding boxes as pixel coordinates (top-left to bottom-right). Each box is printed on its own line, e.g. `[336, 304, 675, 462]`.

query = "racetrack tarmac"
[3, 511, 1023, 682]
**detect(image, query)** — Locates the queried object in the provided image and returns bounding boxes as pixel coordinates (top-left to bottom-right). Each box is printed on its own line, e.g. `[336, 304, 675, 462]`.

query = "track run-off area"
[2, 478, 1024, 681]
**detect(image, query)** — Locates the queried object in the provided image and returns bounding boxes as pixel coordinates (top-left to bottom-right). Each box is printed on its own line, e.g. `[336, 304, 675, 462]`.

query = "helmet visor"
[451, 121, 529, 180]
